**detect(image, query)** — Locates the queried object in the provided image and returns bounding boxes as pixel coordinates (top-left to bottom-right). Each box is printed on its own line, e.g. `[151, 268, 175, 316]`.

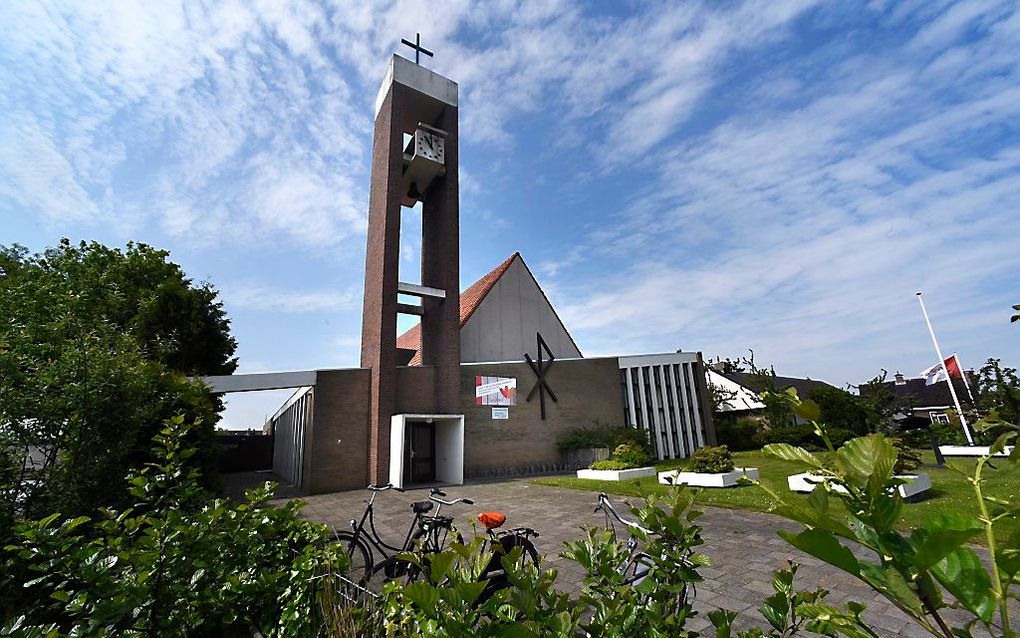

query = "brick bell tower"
[360, 50, 461, 485]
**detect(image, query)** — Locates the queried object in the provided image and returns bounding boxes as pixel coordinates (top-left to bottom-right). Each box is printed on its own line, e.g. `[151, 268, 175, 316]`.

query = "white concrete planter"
[939, 445, 1014, 458]
[658, 467, 759, 488]
[576, 467, 656, 481]
[787, 472, 932, 500]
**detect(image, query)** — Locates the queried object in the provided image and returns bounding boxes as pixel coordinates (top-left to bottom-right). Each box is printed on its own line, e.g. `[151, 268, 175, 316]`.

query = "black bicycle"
[366, 487, 473, 587]
[594, 492, 694, 611]
[474, 509, 541, 602]
[333, 484, 469, 586]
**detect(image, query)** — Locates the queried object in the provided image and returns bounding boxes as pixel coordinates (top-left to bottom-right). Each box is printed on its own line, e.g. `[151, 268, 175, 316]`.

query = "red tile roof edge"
[395, 252, 520, 366]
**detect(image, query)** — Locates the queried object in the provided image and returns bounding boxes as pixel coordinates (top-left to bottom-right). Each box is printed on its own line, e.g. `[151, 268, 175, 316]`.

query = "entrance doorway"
[405, 422, 436, 484]
[389, 414, 464, 489]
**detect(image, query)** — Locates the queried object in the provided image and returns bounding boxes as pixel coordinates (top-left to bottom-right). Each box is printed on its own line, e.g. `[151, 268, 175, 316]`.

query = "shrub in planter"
[610, 443, 651, 467]
[689, 445, 735, 474]
[589, 459, 635, 471]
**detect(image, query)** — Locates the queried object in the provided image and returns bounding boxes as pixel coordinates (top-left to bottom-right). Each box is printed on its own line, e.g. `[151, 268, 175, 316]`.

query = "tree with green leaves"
[807, 385, 872, 438]
[742, 351, 795, 430]
[979, 358, 1020, 425]
[0, 240, 237, 376]
[0, 239, 231, 521]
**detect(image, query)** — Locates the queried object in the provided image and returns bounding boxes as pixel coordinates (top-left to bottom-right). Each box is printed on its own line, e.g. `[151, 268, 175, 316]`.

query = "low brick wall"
[461, 357, 625, 479]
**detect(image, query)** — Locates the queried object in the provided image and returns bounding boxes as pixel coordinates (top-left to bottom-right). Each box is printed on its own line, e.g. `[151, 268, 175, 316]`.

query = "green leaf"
[762, 444, 825, 469]
[869, 492, 903, 534]
[911, 513, 984, 569]
[990, 431, 1016, 456]
[793, 399, 821, 422]
[429, 551, 455, 583]
[835, 435, 896, 493]
[453, 580, 488, 607]
[707, 609, 736, 637]
[766, 500, 857, 540]
[402, 581, 441, 611]
[807, 484, 829, 513]
[859, 564, 925, 616]
[779, 529, 861, 577]
[759, 592, 789, 631]
[931, 547, 996, 623]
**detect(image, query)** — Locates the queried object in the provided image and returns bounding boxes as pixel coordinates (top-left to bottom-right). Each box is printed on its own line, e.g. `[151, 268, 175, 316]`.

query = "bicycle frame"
[345, 487, 429, 563]
[594, 492, 695, 604]
[595, 493, 661, 586]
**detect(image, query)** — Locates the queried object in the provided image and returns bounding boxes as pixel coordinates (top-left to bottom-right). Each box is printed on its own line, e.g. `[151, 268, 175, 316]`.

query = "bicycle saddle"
[412, 500, 434, 514]
[478, 511, 506, 530]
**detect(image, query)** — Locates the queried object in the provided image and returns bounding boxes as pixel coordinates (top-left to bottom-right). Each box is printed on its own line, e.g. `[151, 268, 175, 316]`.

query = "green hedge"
[690, 445, 735, 473]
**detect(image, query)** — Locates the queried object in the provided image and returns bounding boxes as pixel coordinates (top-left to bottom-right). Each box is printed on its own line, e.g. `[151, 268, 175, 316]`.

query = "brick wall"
[460, 357, 625, 478]
[306, 368, 372, 494]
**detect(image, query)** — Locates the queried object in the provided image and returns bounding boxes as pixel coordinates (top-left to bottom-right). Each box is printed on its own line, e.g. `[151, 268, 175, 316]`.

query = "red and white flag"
[920, 353, 962, 386]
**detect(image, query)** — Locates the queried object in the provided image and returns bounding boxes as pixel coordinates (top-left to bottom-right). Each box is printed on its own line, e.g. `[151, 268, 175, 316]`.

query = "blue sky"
[2, 0, 1019, 429]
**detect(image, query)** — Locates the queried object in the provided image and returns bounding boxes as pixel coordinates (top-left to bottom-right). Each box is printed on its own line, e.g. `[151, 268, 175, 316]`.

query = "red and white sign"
[475, 376, 516, 406]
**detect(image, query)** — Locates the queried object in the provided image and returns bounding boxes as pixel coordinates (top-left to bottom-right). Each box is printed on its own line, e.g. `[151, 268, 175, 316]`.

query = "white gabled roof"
[707, 369, 765, 412]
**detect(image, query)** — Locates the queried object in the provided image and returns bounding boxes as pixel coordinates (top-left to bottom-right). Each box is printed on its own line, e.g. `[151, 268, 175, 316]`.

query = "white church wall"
[460, 257, 581, 363]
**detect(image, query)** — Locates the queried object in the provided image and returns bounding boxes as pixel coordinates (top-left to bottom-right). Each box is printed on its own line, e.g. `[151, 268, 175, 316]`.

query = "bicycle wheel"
[333, 531, 372, 586]
[478, 534, 540, 603]
[369, 554, 424, 589]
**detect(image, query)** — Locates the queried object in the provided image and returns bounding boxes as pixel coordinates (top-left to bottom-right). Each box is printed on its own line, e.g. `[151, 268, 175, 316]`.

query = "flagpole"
[916, 292, 974, 445]
[953, 353, 978, 405]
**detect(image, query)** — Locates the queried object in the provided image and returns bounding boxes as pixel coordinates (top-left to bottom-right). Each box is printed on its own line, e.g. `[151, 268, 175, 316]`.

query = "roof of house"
[707, 370, 765, 412]
[720, 371, 836, 401]
[860, 376, 968, 408]
[395, 252, 521, 366]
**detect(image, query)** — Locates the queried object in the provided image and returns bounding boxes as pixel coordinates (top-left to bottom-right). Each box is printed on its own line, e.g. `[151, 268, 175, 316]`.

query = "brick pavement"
[223, 473, 990, 636]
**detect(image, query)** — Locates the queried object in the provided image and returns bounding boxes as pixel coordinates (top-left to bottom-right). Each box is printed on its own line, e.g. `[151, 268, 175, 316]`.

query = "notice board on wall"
[475, 376, 516, 406]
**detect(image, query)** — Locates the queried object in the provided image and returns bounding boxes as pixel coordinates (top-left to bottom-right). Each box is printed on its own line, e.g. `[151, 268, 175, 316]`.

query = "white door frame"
[389, 414, 465, 489]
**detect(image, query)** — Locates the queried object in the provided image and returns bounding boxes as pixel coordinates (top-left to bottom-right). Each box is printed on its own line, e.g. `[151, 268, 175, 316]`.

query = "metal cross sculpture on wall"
[525, 332, 558, 420]
[400, 32, 434, 65]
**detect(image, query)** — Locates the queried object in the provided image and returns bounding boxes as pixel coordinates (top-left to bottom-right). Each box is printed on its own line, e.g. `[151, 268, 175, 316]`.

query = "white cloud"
[223, 282, 358, 313]
[554, 1, 1020, 383]
[0, 117, 98, 222]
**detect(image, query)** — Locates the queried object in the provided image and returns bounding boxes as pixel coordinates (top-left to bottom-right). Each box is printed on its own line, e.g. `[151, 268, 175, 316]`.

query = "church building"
[205, 53, 715, 494]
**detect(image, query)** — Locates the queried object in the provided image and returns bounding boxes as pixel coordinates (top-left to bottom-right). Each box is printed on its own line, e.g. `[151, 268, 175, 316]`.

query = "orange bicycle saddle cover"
[478, 511, 506, 530]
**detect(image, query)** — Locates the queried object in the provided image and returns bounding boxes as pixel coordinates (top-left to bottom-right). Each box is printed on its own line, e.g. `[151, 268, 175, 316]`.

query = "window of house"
[930, 412, 950, 425]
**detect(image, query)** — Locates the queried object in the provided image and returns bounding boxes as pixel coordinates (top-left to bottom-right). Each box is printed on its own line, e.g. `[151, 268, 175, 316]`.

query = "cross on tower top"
[400, 32, 434, 65]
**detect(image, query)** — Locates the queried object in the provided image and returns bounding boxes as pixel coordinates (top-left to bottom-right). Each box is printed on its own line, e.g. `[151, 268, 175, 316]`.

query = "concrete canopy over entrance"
[388, 414, 464, 489]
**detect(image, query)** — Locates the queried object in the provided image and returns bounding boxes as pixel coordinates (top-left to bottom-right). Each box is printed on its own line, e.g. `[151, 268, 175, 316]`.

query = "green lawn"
[531, 451, 1019, 545]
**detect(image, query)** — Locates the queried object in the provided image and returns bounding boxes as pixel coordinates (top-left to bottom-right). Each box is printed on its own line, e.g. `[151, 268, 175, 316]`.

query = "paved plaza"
[224, 473, 971, 636]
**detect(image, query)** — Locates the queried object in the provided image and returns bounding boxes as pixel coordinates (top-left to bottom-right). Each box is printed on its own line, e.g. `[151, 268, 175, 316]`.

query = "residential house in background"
[707, 366, 836, 425]
[860, 371, 978, 430]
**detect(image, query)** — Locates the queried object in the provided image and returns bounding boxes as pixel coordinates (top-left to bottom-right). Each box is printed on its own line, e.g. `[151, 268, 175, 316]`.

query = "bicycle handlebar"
[429, 493, 474, 506]
[596, 492, 653, 536]
[366, 483, 405, 493]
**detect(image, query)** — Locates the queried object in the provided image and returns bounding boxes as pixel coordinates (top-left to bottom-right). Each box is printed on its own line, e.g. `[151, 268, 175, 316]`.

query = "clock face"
[415, 129, 445, 164]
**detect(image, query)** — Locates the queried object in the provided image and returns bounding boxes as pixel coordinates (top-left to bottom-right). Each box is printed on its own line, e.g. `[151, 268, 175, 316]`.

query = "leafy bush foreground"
[1, 418, 345, 637]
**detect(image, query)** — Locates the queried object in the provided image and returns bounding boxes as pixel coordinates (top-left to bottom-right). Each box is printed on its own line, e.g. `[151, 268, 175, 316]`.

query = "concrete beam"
[397, 302, 424, 316]
[200, 370, 317, 394]
[397, 281, 446, 299]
